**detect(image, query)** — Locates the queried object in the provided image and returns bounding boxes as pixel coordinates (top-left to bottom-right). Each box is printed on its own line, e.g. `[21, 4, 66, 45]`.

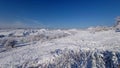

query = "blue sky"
[0, 0, 120, 28]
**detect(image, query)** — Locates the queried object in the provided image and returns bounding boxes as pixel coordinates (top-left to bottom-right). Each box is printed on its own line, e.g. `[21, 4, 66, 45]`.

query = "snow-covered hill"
[0, 28, 120, 68]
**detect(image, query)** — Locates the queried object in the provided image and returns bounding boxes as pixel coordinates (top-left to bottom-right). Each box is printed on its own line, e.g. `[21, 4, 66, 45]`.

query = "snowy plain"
[0, 28, 120, 68]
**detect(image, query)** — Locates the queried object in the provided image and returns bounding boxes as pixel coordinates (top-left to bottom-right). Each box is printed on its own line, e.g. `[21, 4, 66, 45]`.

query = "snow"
[0, 28, 120, 68]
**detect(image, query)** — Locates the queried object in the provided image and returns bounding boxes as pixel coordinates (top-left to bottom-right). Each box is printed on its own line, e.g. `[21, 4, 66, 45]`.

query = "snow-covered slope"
[0, 29, 120, 68]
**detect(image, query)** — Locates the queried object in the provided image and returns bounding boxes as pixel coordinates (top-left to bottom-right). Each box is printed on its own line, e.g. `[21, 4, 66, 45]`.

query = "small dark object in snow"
[118, 64, 120, 68]
[23, 32, 29, 36]
[4, 39, 17, 48]
[0, 35, 5, 38]
[8, 33, 14, 37]
[115, 28, 120, 32]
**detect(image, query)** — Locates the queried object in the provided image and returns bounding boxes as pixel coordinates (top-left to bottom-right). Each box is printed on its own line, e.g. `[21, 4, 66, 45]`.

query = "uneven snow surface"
[0, 29, 120, 68]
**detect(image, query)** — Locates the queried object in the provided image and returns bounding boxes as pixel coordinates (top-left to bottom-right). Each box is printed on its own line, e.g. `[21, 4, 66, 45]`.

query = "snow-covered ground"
[0, 28, 120, 68]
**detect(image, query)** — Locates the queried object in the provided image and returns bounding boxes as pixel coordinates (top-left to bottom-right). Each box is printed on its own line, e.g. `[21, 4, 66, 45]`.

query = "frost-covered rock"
[3, 38, 17, 48]
[0, 35, 5, 38]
